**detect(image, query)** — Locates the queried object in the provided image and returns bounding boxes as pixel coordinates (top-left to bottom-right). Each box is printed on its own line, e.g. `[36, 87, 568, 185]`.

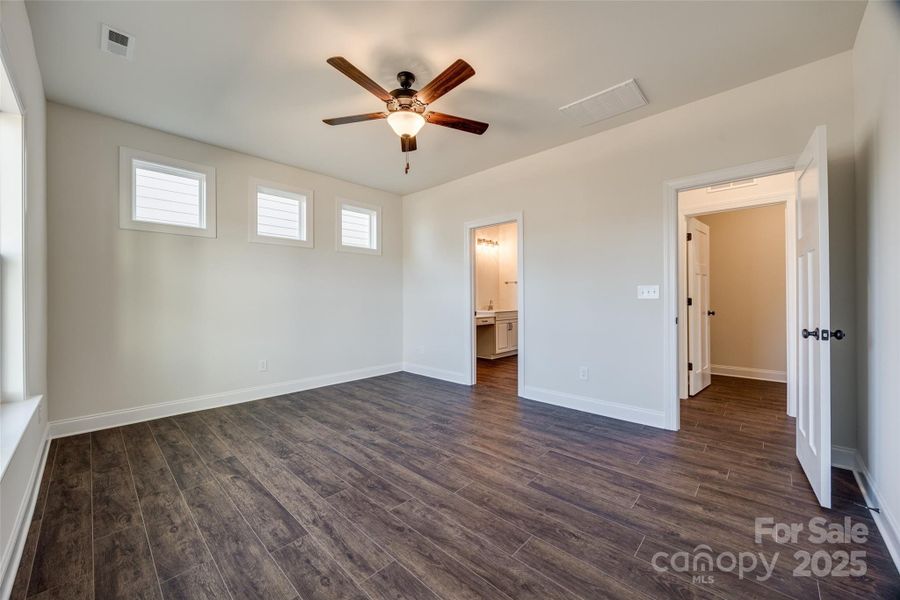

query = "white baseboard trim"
[710, 364, 787, 383]
[851, 453, 900, 573]
[522, 385, 667, 429]
[830, 445, 900, 573]
[49, 363, 403, 438]
[831, 444, 859, 471]
[402, 362, 471, 386]
[0, 425, 49, 600]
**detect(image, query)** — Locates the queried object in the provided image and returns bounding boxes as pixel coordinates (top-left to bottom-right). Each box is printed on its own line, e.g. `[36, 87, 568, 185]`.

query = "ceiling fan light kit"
[323, 56, 489, 174]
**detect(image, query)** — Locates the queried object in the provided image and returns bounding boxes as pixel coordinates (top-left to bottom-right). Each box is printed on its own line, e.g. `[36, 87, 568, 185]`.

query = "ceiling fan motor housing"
[389, 71, 426, 113]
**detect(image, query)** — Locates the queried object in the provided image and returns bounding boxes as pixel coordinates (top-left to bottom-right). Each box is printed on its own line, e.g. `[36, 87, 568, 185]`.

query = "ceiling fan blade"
[424, 111, 489, 135]
[416, 59, 475, 105]
[326, 57, 393, 102]
[401, 135, 417, 152]
[323, 112, 389, 126]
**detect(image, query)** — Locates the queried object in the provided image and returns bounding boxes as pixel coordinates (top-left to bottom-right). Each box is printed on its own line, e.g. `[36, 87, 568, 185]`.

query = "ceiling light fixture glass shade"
[387, 111, 425, 137]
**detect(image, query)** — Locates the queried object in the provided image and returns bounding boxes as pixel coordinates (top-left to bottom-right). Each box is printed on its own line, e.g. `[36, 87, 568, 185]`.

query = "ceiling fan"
[323, 56, 489, 172]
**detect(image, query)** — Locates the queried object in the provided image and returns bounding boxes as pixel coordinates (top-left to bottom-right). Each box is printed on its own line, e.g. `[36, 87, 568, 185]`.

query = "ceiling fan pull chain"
[405, 151, 410, 174]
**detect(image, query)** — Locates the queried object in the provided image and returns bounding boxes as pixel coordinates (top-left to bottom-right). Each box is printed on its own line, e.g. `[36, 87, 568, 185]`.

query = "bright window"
[133, 160, 205, 228]
[249, 181, 313, 247]
[119, 147, 216, 237]
[337, 201, 380, 254]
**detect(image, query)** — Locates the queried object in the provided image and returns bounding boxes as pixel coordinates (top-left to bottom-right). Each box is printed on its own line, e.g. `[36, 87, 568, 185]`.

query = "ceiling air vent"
[101, 24, 134, 60]
[559, 79, 647, 126]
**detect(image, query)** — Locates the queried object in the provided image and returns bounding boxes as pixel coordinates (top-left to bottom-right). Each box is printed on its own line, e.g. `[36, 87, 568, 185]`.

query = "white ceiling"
[26, 1, 865, 194]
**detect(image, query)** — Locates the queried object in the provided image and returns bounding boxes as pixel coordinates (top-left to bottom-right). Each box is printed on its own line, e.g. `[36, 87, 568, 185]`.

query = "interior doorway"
[684, 197, 790, 398]
[664, 126, 837, 508]
[465, 213, 524, 395]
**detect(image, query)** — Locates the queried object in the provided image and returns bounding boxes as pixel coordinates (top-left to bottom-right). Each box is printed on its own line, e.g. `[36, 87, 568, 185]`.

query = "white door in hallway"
[687, 217, 712, 395]
[795, 125, 832, 509]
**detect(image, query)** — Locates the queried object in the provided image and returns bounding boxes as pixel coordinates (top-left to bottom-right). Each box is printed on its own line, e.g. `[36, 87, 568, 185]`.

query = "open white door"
[795, 125, 832, 508]
[687, 218, 712, 395]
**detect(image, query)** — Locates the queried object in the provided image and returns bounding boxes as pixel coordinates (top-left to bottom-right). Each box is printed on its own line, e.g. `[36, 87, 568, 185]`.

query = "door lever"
[802, 328, 820, 340]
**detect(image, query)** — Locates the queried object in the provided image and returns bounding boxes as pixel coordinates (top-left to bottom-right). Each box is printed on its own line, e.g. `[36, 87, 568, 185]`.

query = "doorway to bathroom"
[465, 214, 524, 395]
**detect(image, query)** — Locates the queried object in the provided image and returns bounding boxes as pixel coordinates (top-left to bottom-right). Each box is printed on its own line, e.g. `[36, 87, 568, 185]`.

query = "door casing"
[464, 213, 524, 394]
[662, 155, 799, 431]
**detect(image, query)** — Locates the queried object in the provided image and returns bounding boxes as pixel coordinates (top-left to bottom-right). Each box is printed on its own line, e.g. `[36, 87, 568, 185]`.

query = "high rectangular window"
[337, 201, 380, 254]
[119, 147, 216, 237]
[133, 160, 205, 228]
[249, 180, 313, 247]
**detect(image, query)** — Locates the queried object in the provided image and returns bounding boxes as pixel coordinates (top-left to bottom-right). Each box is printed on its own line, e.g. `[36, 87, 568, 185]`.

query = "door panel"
[795, 125, 831, 508]
[688, 218, 712, 395]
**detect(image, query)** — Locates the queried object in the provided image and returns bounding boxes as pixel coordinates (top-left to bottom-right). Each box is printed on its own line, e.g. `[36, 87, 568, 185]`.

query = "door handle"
[822, 329, 846, 341]
[707, 310, 716, 316]
[802, 328, 820, 340]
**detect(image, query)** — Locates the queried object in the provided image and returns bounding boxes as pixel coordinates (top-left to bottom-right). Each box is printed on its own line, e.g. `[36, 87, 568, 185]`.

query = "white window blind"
[257, 187, 306, 241]
[133, 159, 205, 228]
[341, 205, 377, 250]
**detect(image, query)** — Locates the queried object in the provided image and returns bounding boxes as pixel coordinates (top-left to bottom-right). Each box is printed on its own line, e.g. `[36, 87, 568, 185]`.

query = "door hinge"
[687, 232, 692, 242]
[687, 297, 693, 306]
[688, 362, 693, 371]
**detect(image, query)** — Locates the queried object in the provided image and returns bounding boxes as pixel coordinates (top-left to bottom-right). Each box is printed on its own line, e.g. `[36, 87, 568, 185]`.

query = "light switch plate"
[637, 285, 660, 299]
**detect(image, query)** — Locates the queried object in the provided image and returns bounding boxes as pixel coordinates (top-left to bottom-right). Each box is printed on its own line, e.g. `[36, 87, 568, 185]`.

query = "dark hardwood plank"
[27, 434, 92, 596]
[92, 428, 141, 537]
[29, 575, 93, 600]
[391, 498, 572, 600]
[271, 536, 369, 600]
[94, 524, 161, 599]
[121, 422, 213, 582]
[327, 487, 510, 600]
[159, 562, 230, 600]
[171, 412, 233, 466]
[207, 455, 307, 551]
[31, 439, 58, 522]
[198, 408, 392, 581]
[362, 561, 441, 600]
[514, 536, 650, 600]
[148, 418, 213, 490]
[9, 520, 41, 600]
[182, 480, 296, 599]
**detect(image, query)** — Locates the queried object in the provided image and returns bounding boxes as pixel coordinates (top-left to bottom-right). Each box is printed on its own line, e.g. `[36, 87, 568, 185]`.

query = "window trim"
[336, 200, 381, 255]
[119, 146, 217, 238]
[248, 178, 314, 248]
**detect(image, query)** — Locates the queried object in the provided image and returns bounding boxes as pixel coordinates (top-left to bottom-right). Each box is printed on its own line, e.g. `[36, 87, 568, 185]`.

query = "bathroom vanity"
[475, 310, 518, 359]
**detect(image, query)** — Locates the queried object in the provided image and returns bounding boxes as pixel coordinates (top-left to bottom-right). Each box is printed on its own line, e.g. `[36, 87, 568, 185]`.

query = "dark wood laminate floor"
[476, 356, 518, 391]
[11, 373, 899, 599]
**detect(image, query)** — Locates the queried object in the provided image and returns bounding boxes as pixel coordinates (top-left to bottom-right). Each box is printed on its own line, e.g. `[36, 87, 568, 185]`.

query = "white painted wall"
[853, 0, 900, 564]
[474, 222, 517, 311]
[0, 1, 48, 595]
[46, 103, 402, 426]
[497, 222, 518, 310]
[474, 226, 500, 311]
[403, 52, 857, 440]
[697, 205, 786, 376]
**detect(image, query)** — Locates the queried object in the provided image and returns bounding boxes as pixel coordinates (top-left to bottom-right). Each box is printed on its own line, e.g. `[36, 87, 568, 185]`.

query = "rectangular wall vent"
[559, 79, 647, 126]
[101, 24, 135, 60]
[706, 178, 758, 193]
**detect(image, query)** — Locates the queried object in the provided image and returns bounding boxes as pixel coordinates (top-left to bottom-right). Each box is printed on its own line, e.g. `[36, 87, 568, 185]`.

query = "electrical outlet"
[637, 285, 660, 299]
[578, 366, 589, 381]
[258, 359, 268, 372]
